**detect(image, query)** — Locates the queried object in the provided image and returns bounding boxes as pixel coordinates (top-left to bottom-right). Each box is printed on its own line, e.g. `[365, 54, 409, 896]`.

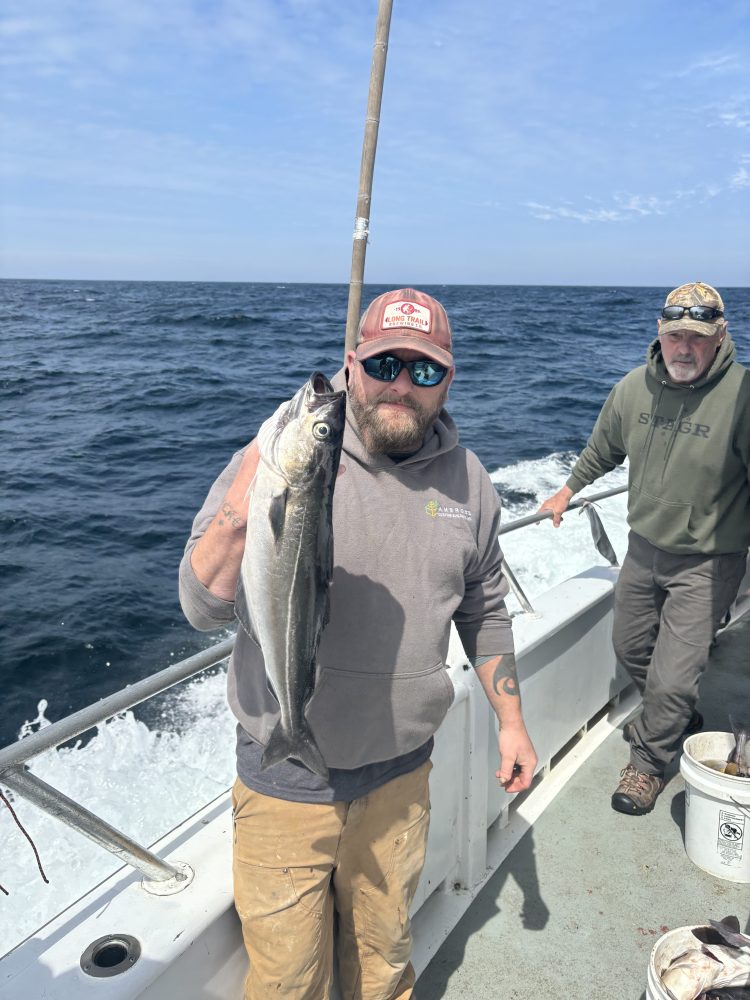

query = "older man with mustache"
[539, 282, 750, 816]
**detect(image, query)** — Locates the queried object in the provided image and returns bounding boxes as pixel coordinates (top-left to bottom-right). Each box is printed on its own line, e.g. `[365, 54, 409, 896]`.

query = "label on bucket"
[716, 809, 745, 867]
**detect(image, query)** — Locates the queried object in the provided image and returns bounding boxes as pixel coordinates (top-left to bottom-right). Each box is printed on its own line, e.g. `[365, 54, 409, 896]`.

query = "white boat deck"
[1, 567, 748, 999]
[416, 613, 750, 999]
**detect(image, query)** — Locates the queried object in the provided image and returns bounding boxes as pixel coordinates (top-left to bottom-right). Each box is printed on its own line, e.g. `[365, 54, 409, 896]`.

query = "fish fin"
[268, 489, 288, 544]
[261, 721, 329, 779]
[718, 915, 741, 934]
[693, 926, 727, 946]
[263, 672, 281, 706]
[708, 918, 750, 949]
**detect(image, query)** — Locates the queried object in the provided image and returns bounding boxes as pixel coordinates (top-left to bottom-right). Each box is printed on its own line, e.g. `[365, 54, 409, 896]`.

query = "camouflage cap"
[660, 281, 725, 337]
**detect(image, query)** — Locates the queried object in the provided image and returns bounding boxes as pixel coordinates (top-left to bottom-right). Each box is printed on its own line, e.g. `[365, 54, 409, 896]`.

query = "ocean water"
[1, 280, 748, 950]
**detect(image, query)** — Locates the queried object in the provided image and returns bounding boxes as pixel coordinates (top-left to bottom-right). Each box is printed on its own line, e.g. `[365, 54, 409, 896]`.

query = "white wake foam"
[492, 452, 629, 608]
[0, 668, 237, 955]
[0, 452, 630, 954]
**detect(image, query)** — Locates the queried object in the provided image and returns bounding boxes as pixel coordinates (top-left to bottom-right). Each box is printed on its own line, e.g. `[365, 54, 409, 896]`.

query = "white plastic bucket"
[646, 925, 705, 1000]
[680, 732, 750, 883]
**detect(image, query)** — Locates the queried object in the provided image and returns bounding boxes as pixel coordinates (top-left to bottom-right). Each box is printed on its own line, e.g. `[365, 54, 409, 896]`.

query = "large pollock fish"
[236, 373, 345, 778]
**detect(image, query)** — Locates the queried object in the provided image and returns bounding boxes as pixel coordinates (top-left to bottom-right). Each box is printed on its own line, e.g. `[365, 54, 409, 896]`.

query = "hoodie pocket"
[629, 484, 697, 550]
[305, 661, 455, 770]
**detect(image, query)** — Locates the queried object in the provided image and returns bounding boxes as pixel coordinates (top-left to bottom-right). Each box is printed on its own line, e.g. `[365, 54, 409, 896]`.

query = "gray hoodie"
[179, 371, 513, 768]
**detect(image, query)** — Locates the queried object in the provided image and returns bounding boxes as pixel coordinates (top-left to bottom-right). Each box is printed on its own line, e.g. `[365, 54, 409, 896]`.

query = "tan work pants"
[232, 760, 431, 1000]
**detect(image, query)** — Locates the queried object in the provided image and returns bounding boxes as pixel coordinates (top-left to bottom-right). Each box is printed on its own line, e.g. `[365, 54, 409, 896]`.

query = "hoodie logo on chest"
[425, 500, 473, 521]
[638, 412, 710, 438]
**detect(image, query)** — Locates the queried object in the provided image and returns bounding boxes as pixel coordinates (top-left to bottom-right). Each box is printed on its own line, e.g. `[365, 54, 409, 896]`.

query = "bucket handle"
[729, 796, 750, 817]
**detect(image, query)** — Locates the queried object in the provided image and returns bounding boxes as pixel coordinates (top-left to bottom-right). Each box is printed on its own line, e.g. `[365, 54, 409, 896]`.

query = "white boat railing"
[0, 486, 627, 888]
[0, 637, 235, 886]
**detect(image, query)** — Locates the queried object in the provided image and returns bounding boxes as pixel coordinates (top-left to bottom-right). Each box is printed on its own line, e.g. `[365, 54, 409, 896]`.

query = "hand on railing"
[536, 485, 574, 527]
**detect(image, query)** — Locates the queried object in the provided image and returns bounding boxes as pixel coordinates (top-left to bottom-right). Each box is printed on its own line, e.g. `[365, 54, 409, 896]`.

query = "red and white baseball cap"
[354, 288, 453, 367]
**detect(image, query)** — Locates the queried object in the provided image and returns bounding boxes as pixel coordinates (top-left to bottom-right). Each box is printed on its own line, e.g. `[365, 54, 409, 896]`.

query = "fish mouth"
[282, 372, 344, 423]
[309, 371, 346, 400]
[310, 372, 335, 396]
[305, 371, 346, 416]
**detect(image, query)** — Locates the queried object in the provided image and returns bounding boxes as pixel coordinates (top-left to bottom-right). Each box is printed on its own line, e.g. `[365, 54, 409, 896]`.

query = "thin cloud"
[0, 1, 366, 92]
[708, 97, 750, 130]
[613, 194, 669, 217]
[525, 201, 626, 224]
[718, 111, 750, 129]
[525, 180, 736, 224]
[675, 53, 740, 78]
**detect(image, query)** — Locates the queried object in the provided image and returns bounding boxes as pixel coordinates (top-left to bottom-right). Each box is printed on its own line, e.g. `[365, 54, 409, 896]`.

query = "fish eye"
[312, 422, 331, 440]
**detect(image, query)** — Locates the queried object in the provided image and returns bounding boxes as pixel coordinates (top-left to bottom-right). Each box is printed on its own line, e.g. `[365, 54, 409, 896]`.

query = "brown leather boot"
[611, 764, 664, 815]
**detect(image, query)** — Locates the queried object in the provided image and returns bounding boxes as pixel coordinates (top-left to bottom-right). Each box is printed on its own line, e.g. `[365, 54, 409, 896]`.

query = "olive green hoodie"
[566, 333, 750, 555]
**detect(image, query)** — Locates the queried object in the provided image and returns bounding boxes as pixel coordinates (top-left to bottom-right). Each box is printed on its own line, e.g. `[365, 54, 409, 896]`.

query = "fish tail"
[261, 721, 329, 779]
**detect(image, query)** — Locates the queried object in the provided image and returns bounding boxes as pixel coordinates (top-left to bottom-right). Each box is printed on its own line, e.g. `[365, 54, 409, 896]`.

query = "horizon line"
[2, 277, 749, 290]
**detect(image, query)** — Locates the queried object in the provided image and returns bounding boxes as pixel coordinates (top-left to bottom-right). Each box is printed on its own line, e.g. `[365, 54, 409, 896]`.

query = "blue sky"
[1, 0, 748, 285]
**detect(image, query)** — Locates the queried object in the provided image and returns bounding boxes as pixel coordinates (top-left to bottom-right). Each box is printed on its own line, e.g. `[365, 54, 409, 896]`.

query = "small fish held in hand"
[578, 501, 619, 567]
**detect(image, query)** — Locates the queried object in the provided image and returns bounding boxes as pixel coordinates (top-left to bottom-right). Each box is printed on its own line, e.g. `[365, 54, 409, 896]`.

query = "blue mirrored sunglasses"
[361, 353, 448, 387]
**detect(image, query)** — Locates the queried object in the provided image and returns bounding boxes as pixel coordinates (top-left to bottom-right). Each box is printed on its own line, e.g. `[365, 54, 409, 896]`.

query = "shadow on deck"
[417, 614, 750, 1000]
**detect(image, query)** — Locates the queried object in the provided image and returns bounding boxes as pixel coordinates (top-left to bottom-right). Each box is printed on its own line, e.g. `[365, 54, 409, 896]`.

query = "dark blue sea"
[2, 280, 748, 748]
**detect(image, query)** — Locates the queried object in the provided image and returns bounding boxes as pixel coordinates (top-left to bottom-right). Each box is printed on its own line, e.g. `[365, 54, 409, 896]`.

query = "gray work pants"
[612, 531, 747, 776]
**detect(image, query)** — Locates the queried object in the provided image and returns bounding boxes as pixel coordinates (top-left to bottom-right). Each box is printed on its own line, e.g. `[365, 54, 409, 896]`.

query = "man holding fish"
[179, 288, 536, 999]
[539, 282, 750, 817]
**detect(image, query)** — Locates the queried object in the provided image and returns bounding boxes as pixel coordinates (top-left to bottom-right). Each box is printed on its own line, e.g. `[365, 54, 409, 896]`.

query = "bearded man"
[179, 287, 536, 1000]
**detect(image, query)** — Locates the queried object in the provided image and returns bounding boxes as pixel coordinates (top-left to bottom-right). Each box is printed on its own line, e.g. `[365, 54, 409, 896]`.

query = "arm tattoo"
[492, 653, 519, 697]
[217, 502, 244, 529]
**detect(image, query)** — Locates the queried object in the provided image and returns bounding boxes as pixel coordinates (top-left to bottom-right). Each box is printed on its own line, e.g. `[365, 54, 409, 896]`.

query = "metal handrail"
[0, 485, 627, 887]
[0, 636, 235, 886]
[0, 636, 235, 773]
[498, 484, 627, 615]
[498, 484, 627, 534]
[2, 766, 185, 884]
[501, 560, 537, 617]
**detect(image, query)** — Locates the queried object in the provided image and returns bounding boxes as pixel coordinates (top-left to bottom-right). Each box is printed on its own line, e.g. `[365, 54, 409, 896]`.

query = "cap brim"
[354, 334, 453, 367]
[660, 318, 722, 337]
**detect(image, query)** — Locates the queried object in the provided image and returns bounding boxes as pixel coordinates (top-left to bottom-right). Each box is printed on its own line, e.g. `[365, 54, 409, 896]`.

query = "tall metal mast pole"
[343, 0, 394, 361]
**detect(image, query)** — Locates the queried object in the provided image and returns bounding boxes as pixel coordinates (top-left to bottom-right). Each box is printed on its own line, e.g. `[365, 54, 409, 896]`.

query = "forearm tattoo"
[469, 653, 520, 698]
[217, 502, 244, 529]
[492, 653, 519, 697]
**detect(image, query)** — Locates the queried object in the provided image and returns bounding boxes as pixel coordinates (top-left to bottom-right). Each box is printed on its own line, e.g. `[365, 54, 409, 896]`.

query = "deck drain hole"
[81, 934, 141, 978]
